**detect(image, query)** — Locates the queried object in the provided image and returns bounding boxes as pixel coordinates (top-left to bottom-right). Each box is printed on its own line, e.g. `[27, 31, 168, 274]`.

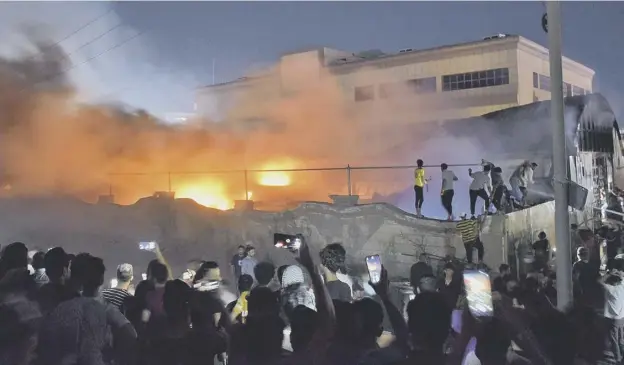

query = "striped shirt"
[457, 219, 478, 243]
[101, 288, 132, 311]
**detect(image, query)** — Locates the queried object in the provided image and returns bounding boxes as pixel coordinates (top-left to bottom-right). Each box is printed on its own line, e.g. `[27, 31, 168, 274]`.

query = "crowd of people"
[414, 159, 538, 220]
[1, 234, 624, 365]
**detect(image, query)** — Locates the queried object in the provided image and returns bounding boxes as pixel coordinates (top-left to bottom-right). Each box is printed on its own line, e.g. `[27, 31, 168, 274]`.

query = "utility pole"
[547, 1, 573, 310]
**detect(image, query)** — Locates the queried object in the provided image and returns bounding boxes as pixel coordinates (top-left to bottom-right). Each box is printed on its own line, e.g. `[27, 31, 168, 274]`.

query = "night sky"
[1, 1, 623, 119]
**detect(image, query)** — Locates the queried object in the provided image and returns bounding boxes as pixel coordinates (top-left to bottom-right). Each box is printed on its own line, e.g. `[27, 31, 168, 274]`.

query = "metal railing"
[106, 162, 482, 201]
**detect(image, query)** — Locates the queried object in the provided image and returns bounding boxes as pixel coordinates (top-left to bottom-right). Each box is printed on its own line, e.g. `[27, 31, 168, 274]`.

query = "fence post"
[347, 165, 352, 196]
[244, 169, 249, 200]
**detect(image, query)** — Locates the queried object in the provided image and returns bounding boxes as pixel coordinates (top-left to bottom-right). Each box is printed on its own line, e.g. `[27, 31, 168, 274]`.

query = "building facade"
[196, 35, 595, 123]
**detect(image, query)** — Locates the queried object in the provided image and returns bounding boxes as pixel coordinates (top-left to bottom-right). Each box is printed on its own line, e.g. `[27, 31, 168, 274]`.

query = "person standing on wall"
[440, 163, 458, 221]
[509, 160, 538, 206]
[414, 159, 427, 217]
[468, 164, 492, 219]
[457, 213, 484, 264]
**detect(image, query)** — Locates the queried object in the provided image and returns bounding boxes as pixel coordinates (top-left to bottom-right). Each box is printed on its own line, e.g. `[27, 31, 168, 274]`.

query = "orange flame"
[176, 179, 232, 210]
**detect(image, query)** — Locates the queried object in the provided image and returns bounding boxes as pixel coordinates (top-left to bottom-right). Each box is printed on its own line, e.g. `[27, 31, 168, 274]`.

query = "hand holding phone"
[463, 270, 493, 318]
[365, 255, 382, 285]
[274, 233, 302, 251]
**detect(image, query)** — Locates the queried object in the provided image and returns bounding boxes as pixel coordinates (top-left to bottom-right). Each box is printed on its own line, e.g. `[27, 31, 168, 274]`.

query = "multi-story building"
[196, 34, 595, 123]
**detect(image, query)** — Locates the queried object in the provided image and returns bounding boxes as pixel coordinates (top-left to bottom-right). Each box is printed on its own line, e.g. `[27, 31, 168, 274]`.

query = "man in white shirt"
[509, 161, 537, 205]
[440, 163, 459, 221]
[468, 164, 492, 219]
[601, 258, 624, 363]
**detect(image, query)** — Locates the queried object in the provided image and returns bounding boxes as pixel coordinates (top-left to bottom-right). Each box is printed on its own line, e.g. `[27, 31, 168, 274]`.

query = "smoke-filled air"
[0, 27, 487, 213]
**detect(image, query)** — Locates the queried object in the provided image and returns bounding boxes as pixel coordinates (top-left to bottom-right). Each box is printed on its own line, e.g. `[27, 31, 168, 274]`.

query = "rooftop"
[199, 34, 594, 89]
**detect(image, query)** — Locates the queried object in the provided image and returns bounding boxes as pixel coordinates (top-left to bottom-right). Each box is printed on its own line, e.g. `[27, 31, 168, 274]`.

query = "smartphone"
[463, 270, 493, 317]
[365, 255, 382, 284]
[141, 273, 147, 280]
[139, 241, 156, 251]
[274, 233, 302, 251]
[110, 278, 118, 288]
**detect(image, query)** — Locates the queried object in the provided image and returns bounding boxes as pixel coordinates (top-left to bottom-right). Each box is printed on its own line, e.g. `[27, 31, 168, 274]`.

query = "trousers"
[464, 238, 484, 263]
[469, 189, 490, 216]
[441, 189, 454, 216]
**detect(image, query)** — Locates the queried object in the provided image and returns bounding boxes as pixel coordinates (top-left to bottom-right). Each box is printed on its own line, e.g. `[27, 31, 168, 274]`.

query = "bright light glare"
[258, 171, 291, 186]
[176, 181, 232, 210]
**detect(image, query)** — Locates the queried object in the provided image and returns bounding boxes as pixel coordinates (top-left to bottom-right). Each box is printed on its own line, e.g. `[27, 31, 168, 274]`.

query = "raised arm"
[154, 243, 173, 280]
[371, 266, 409, 353]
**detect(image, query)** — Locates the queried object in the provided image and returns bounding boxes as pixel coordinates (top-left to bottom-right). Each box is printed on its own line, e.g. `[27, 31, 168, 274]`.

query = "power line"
[27, 30, 144, 89]
[28, 7, 113, 60]
[63, 22, 124, 64]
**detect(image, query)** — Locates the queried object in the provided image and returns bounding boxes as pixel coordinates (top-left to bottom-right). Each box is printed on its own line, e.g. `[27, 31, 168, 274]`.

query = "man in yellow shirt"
[414, 159, 426, 217]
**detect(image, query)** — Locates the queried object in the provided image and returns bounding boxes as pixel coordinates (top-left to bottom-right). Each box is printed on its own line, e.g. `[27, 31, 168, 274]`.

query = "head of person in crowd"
[483, 164, 491, 173]
[281, 265, 315, 317]
[238, 273, 253, 292]
[0, 242, 28, 278]
[254, 262, 275, 287]
[407, 292, 451, 357]
[0, 294, 41, 365]
[116, 263, 133, 290]
[418, 275, 437, 294]
[475, 318, 512, 365]
[443, 262, 455, 281]
[237, 245, 246, 257]
[163, 279, 191, 324]
[31, 252, 45, 272]
[149, 261, 169, 287]
[440, 163, 448, 171]
[289, 305, 319, 353]
[417, 159, 424, 168]
[538, 231, 547, 241]
[44, 247, 70, 284]
[246, 245, 256, 258]
[353, 297, 384, 349]
[194, 261, 221, 285]
[499, 263, 511, 277]
[73, 254, 105, 297]
[577, 246, 589, 262]
[319, 243, 347, 277]
[277, 265, 289, 286]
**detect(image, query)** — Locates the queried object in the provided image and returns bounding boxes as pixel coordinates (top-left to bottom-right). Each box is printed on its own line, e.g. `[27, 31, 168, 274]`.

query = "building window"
[538, 74, 551, 91]
[407, 77, 436, 93]
[442, 68, 509, 92]
[355, 85, 375, 102]
[533, 72, 539, 88]
[564, 82, 572, 97]
[572, 85, 585, 96]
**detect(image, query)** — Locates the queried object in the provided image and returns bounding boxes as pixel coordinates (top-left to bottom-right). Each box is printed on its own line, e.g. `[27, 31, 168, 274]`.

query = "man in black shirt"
[230, 245, 246, 284]
[572, 247, 599, 301]
[409, 253, 433, 292]
[319, 243, 352, 302]
[532, 232, 550, 273]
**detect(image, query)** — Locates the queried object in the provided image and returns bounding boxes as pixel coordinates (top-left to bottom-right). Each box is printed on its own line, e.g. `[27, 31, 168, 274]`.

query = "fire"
[259, 172, 291, 187]
[176, 180, 233, 210]
[257, 161, 295, 187]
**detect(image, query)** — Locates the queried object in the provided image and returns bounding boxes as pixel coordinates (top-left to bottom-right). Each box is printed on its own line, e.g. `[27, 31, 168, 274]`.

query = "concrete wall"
[480, 201, 556, 274]
[0, 197, 464, 282]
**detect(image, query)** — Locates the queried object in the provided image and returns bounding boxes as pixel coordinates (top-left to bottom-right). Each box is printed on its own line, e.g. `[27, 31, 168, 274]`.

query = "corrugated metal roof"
[436, 93, 619, 156]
